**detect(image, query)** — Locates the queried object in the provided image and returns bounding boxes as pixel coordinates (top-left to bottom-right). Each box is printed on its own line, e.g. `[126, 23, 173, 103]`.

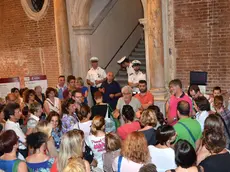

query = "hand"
[95, 80, 100, 85]
[90, 81, 94, 86]
[109, 94, 115, 99]
[91, 159, 98, 167]
[99, 88, 105, 93]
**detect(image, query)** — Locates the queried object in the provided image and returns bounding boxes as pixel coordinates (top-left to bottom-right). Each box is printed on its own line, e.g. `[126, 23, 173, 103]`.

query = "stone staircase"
[115, 39, 146, 87]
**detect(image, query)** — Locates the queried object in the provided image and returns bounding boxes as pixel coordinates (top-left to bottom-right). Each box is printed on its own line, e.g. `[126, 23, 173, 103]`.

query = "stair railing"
[104, 22, 140, 70]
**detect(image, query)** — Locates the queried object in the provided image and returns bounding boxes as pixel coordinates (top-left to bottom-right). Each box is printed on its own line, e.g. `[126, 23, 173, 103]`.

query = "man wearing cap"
[117, 56, 135, 76]
[86, 57, 106, 105]
[128, 60, 146, 94]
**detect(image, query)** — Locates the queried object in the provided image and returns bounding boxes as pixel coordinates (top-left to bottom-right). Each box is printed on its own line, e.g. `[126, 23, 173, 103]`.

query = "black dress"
[199, 152, 230, 172]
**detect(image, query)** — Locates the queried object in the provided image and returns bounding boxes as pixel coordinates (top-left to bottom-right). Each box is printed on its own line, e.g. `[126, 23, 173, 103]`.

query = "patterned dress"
[51, 128, 62, 151]
[61, 114, 78, 133]
[27, 158, 55, 172]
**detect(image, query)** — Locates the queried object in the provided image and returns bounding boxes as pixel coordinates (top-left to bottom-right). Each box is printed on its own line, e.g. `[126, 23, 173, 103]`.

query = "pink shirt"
[117, 121, 141, 140]
[168, 93, 192, 125]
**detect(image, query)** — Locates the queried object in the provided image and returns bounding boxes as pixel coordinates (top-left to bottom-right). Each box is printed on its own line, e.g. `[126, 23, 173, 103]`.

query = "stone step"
[131, 52, 145, 56]
[117, 70, 128, 76]
[135, 48, 145, 52]
[115, 77, 128, 82]
[140, 40, 145, 44]
[129, 56, 146, 60]
[137, 44, 145, 48]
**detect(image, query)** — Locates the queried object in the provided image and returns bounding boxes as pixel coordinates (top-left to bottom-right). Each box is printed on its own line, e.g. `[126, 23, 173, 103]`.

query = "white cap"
[90, 57, 99, 62]
[117, 56, 127, 64]
[132, 60, 141, 66]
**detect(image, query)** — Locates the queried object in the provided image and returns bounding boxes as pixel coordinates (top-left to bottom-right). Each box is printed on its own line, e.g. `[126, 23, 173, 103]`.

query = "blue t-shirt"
[0, 159, 18, 172]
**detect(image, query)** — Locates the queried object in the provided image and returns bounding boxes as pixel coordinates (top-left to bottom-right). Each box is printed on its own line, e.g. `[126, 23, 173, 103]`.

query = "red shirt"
[134, 92, 154, 106]
[117, 121, 141, 140]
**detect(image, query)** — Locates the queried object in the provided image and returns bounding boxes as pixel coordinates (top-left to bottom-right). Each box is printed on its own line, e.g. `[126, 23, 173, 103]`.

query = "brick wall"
[0, 0, 59, 88]
[174, 0, 230, 93]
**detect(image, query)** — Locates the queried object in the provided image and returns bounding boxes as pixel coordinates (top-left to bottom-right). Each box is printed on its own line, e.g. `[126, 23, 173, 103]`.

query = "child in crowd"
[75, 77, 88, 104]
[103, 133, 121, 172]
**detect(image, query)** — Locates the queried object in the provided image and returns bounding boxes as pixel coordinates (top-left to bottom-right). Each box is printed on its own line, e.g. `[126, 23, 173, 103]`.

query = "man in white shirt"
[117, 56, 135, 77]
[128, 60, 146, 94]
[86, 57, 106, 105]
[4, 103, 27, 158]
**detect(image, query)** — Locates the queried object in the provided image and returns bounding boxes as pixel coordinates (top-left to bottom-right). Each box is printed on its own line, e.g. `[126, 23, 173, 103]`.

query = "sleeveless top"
[45, 98, 60, 114]
[170, 166, 203, 172]
[27, 158, 55, 172]
[0, 159, 18, 172]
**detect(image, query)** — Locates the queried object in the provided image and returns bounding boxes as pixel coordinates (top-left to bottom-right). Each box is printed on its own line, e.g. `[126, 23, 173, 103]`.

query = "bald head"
[6, 93, 17, 104]
[107, 72, 114, 82]
[177, 100, 190, 116]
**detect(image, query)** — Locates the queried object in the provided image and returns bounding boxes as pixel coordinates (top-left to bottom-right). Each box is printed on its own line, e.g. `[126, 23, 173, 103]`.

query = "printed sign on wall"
[0, 77, 20, 98]
[24, 75, 47, 93]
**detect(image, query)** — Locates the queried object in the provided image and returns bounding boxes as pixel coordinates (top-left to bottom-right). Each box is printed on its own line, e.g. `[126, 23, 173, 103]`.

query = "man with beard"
[134, 80, 154, 109]
[166, 79, 192, 125]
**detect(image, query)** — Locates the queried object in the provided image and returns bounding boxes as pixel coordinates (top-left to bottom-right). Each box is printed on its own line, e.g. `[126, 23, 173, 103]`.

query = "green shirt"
[174, 117, 202, 148]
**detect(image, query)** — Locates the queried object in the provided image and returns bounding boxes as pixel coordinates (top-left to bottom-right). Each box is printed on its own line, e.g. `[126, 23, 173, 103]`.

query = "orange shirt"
[134, 91, 154, 106]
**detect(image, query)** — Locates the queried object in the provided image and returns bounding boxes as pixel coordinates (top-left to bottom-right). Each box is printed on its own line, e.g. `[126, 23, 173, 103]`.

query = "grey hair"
[121, 85, 132, 94]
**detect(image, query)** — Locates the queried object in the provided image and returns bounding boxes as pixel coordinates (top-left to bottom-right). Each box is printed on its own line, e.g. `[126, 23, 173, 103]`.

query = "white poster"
[0, 77, 20, 98]
[24, 75, 48, 93]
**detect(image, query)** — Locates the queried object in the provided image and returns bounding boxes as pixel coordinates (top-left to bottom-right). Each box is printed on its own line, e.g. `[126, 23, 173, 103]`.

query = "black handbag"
[84, 143, 94, 163]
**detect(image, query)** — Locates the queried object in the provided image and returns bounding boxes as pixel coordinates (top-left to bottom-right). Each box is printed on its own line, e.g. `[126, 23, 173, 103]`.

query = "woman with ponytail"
[85, 116, 106, 171]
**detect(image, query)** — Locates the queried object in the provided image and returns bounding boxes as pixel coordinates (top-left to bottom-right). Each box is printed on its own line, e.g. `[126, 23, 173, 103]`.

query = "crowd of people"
[0, 56, 230, 172]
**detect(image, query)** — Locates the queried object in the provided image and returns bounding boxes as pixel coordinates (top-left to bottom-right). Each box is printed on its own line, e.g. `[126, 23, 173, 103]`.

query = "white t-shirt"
[196, 110, 209, 131]
[5, 120, 26, 150]
[148, 145, 176, 172]
[112, 156, 143, 172]
[85, 135, 106, 170]
[73, 120, 92, 137]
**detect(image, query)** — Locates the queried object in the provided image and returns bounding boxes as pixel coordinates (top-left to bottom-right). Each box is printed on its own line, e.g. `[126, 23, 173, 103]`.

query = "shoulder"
[18, 160, 27, 172]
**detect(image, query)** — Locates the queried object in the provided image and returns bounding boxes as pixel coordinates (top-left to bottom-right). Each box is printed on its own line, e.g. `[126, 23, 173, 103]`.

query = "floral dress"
[51, 128, 62, 151]
[27, 158, 55, 172]
[61, 114, 78, 133]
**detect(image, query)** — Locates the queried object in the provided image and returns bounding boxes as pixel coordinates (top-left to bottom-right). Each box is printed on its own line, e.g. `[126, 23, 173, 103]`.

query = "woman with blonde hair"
[103, 133, 121, 172]
[63, 157, 86, 172]
[35, 120, 58, 158]
[112, 131, 150, 172]
[50, 130, 90, 172]
[138, 109, 157, 145]
[85, 116, 106, 171]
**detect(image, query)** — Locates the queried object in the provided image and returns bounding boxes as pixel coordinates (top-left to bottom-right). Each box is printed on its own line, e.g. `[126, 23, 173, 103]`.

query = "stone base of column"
[150, 87, 169, 101]
[150, 87, 169, 116]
